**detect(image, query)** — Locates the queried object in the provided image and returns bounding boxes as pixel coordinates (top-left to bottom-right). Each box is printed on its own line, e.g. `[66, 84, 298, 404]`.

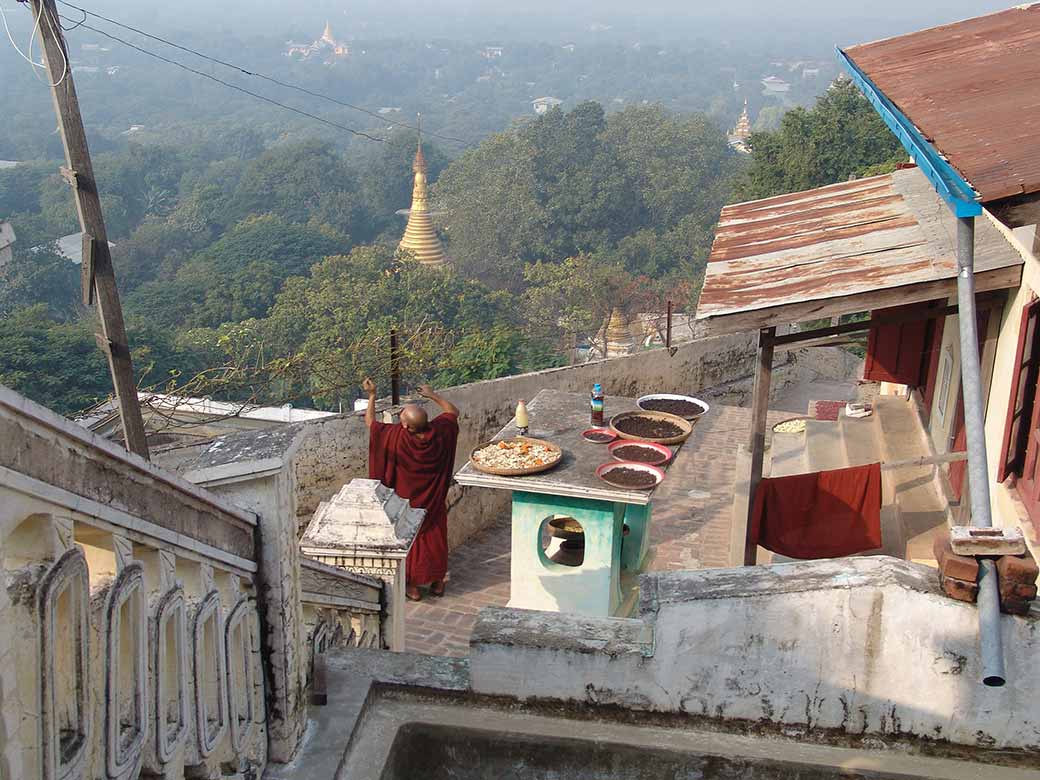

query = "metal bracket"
[81, 233, 96, 305]
[59, 166, 79, 189]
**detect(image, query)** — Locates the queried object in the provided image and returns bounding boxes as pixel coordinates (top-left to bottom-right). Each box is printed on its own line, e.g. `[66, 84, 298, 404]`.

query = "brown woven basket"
[609, 410, 692, 445]
[469, 436, 563, 476]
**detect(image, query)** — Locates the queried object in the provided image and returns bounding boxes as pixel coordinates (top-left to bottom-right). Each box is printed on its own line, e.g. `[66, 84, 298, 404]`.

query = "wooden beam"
[744, 326, 775, 566]
[772, 291, 1006, 348]
[881, 451, 967, 471]
[774, 334, 865, 352]
[696, 264, 1022, 337]
[31, 0, 148, 460]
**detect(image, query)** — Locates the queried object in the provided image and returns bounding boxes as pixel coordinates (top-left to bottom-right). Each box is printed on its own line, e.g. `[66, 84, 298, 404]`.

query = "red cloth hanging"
[369, 412, 459, 586]
[750, 463, 883, 559]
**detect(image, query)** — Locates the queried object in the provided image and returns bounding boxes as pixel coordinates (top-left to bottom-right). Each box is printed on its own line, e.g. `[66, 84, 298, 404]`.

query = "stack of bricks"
[997, 547, 1039, 615]
[933, 534, 1038, 615]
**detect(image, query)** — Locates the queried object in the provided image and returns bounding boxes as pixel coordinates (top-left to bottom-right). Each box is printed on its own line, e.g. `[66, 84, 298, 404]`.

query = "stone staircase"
[765, 396, 950, 564]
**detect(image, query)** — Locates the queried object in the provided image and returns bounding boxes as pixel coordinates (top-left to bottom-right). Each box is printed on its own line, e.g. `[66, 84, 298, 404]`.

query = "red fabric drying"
[750, 463, 883, 559]
[369, 412, 459, 586]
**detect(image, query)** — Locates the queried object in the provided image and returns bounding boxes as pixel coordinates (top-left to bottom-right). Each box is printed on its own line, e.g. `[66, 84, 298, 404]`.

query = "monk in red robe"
[363, 378, 460, 602]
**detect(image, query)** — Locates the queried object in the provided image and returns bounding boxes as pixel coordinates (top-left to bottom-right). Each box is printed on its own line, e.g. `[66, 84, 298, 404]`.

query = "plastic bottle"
[515, 400, 529, 436]
[590, 383, 605, 426]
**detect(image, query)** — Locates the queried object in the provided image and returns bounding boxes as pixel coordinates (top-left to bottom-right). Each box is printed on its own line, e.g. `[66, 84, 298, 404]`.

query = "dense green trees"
[736, 79, 906, 200]
[0, 77, 907, 418]
[435, 102, 737, 293]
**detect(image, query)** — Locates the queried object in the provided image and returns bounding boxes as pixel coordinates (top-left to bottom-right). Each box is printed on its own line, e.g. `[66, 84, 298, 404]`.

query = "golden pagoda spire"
[398, 114, 447, 268]
[603, 308, 634, 357]
[734, 98, 751, 139]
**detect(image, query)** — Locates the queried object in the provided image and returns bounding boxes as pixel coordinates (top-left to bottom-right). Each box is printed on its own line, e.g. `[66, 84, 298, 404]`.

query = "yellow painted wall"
[980, 218, 1040, 557]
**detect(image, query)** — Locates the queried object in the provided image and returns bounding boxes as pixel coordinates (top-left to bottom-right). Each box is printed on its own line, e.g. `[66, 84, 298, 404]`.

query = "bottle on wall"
[590, 383, 605, 426]
[515, 399, 529, 436]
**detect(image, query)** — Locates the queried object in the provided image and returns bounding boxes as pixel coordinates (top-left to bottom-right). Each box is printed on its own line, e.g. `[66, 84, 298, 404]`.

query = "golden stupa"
[603, 308, 635, 357]
[398, 119, 447, 268]
[733, 98, 752, 140]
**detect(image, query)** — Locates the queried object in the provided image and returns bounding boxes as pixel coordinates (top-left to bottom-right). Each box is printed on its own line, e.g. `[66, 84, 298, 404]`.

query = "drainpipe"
[955, 216, 1006, 687]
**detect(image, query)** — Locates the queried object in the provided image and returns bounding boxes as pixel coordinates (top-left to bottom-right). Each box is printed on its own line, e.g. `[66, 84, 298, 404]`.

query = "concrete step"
[839, 411, 882, 468]
[767, 430, 809, 478]
[874, 396, 951, 564]
[804, 419, 849, 472]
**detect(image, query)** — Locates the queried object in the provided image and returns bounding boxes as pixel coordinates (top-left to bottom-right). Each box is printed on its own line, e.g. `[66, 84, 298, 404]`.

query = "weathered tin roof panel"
[845, 4, 1040, 203]
[696, 167, 1023, 335]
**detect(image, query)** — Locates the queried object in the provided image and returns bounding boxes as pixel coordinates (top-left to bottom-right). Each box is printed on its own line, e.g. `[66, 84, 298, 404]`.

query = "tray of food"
[609, 410, 693, 445]
[636, 393, 709, 421]
[581, 428, 618, 443]
[596, 461, 665, 490]
[772, 417, 808, 434]
[608, 439, 671, 466]
[469, 436, 564, 476]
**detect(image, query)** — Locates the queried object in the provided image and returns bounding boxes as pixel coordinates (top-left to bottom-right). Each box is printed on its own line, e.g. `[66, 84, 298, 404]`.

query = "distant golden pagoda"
[398, 119, 447, 268]
[728, 99, 752, 154]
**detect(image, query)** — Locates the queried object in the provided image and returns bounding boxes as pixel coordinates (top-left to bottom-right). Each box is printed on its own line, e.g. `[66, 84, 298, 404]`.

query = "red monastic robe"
[368, 413, 459, 585]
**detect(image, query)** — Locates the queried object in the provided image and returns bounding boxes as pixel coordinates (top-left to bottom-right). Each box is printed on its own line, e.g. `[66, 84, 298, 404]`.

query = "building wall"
[981, 219, 1040, 558]
[0, 388, 269, 779]
[470, 558, 1040, 753]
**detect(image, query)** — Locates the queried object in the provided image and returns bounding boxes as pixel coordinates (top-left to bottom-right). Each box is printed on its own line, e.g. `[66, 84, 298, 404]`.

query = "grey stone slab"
[454, 389, 691, 506]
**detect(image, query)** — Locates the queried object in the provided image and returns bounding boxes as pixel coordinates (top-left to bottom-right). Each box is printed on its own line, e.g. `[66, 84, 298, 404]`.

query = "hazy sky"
[27, 0, 1014, 46]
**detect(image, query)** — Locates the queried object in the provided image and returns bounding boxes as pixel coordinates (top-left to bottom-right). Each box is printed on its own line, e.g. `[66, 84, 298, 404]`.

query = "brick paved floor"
[404, 404, 790, 656]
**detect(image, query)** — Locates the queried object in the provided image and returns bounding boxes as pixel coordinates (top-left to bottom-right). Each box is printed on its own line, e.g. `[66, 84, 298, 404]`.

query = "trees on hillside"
[434, 102, 738, 292]
[736, 78, 906, 200]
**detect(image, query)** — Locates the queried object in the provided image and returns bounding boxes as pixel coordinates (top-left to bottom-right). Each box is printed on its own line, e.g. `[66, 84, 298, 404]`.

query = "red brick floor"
[404, 405, 788, 656]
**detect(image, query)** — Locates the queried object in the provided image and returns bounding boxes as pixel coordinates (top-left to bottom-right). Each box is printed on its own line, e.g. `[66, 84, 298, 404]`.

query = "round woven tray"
[469, 436, 563, 476]
[609, 410, 692, 445]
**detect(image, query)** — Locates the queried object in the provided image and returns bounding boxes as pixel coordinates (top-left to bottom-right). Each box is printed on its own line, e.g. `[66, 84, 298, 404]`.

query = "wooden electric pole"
[29, 0, 149, 459]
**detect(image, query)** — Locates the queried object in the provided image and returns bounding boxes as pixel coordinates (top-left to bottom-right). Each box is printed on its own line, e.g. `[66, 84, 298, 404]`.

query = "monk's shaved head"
[400, 403, 429, 434]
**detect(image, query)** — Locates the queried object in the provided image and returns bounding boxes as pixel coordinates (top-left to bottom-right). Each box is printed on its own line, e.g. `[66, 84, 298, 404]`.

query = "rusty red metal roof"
[695, 168, 1024, 335]
[845, 4, 1040, 204]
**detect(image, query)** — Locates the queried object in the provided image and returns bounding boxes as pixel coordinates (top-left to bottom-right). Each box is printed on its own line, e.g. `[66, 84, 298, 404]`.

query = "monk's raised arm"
[362, 377, 377, 427]
[418, 384, 459, 417]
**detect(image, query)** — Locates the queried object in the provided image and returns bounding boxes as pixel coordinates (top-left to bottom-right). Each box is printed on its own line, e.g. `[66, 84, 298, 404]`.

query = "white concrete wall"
[470, 557, 1040, 753]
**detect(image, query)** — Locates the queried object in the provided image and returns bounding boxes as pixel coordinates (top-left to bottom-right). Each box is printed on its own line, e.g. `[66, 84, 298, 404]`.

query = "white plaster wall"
[981, 219, 1040, 558]
[470, 558, 1040, 752]
[194, 469, 308, 764]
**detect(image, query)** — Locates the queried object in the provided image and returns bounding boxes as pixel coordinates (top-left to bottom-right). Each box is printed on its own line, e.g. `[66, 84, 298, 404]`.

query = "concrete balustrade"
[0, 386, 389, 777]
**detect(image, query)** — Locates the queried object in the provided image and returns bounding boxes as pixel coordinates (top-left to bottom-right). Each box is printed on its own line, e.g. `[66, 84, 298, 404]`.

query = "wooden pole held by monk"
[390, 328, 401, 406]
[30, 0, 149, 460]
[744, 326, 775, 566]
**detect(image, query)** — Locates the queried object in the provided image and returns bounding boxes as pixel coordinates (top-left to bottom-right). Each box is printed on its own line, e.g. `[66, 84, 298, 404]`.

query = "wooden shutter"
[998, 297, 1040, 482]
[863, 304, 931, 386]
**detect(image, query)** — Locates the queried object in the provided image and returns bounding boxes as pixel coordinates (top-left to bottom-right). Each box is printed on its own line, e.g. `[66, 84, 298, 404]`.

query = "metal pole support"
[955, 216, 1006, 687]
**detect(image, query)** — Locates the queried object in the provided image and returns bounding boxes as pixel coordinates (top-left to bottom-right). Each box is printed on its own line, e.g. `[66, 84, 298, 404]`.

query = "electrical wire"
[38, 1, 69, 87]
[2, 0, 67, 86]
[1, 0, 44, 69]
[56, 15, 389, 144]
[57, 0, 470, 146]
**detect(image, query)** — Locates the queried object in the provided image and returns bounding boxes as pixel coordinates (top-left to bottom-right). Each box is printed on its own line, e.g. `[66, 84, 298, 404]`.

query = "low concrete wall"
[177, 335, 860, 555]
[470, 557, 1040, 754]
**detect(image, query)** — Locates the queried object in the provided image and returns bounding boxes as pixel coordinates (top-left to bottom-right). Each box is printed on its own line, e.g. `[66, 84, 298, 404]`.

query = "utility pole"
[29, 0, 149, 459]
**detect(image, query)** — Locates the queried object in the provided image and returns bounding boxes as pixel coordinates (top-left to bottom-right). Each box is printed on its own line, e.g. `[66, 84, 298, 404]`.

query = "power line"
[56, 16, 389, 144]
[57, 0, 470, 146]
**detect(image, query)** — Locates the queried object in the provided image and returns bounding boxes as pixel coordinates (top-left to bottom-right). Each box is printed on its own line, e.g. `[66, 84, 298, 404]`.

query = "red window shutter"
[999, 297, 1040, 482]
[864, 304, 930, 386]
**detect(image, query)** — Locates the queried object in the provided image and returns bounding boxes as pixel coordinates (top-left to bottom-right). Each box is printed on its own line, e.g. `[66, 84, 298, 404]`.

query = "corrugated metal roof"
[695, 167, 1024, 335]
[845, 4, 1040, 203]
